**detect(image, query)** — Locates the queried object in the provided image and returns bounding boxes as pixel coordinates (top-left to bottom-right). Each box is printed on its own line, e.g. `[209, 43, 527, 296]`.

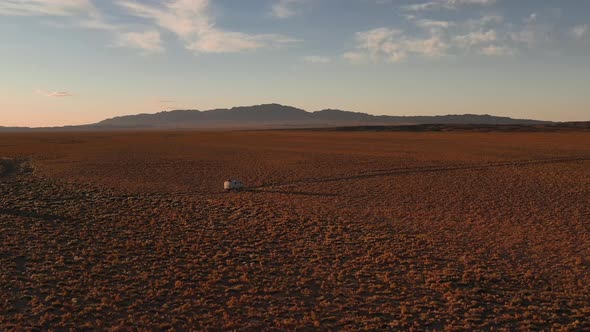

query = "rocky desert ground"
[1, 130, 589, 330]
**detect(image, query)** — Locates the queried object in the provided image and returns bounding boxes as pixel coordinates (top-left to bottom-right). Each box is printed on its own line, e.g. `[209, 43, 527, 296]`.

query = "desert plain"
[1, 130, 589, 330]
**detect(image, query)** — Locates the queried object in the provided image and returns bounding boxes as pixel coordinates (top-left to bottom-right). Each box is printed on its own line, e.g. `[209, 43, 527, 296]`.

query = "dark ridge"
[92, 104, 551, 129]
[300, 122, 590, 132]
[1, 103, 563, 131]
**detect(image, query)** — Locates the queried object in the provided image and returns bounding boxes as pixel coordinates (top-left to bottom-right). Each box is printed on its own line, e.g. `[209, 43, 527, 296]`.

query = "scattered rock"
[0, 158, 33, 177]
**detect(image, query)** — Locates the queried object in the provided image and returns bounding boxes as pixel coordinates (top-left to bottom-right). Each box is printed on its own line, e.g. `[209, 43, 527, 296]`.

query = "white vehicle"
[224, 179, 244, 191]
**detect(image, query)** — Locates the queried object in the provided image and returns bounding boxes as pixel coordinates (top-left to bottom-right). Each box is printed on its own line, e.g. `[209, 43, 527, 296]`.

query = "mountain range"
[95, 104, 548, 128]
[1, 104, 552, 131]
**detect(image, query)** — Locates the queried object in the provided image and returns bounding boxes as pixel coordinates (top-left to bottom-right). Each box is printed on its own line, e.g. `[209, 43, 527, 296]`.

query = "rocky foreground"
[1, 131, 590, 330]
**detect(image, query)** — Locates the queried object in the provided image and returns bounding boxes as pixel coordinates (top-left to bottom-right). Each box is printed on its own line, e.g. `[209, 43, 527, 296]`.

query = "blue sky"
[1, 0, 589, 126]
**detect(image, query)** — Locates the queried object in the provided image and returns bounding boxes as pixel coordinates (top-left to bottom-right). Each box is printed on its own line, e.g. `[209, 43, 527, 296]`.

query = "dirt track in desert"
[1, 130, 590, 330]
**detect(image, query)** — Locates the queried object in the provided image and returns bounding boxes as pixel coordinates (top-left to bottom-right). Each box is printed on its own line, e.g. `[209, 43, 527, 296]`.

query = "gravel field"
[1, 130, 589, 330]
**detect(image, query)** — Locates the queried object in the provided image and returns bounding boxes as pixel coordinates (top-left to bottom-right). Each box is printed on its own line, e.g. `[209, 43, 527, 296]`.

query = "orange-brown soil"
[1, 131, 589, 330]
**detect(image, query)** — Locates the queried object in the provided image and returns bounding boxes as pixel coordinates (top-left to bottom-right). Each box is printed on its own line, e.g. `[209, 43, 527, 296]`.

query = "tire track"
[253, 155, 590, 190]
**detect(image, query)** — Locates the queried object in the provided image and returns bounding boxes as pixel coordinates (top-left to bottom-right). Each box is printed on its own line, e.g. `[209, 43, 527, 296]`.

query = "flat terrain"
[1, 130, 589, 330]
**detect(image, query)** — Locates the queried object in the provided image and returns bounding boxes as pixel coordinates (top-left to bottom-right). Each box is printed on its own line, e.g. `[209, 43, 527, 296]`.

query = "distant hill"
[0, 103, 562, 131]
[93, 103, 549, 129]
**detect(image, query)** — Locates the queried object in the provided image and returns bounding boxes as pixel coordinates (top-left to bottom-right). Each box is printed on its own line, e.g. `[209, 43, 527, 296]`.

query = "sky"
[1, 0, 589, 127]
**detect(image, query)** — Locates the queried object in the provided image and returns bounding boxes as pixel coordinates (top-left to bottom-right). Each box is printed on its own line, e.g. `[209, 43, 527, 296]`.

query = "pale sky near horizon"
[1, 0, 589, 127]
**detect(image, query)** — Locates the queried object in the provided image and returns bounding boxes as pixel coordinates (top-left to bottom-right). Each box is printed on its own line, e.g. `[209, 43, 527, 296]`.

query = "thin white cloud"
[571, 24, 589, 40]
[342, 51, 368, 64]
[119, 0, 297, 53]
[186, 31, 297, 53]
[346, 27, 449, 63]
[479, 45, 513, 56]
[34, 90, 74, 97]
[449, 0, 496, 4]
[303, 55, 331, 64]
[415, 19, 454, 30]
[0, 0, 97, 17]
[454, 30, 497, 48]
[404, 0, 496, 11]
[464, 15, 503, 29]
[77, 17, 119, 31]
[479, 44, 516, 56]
[271, 0, 310, 19]
[115, 30, 164, 53]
